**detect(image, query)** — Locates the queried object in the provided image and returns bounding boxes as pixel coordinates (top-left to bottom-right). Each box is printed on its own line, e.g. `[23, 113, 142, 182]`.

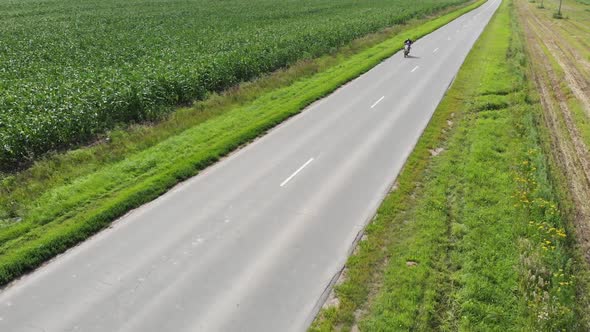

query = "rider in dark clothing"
[403, 38, 413, 57]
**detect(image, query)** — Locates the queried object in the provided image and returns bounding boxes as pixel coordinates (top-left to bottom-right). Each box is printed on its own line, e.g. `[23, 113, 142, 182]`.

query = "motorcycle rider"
[404, 38, 413, 51]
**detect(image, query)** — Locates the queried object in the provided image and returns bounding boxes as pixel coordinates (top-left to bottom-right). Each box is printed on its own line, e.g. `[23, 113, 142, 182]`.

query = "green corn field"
[0, 0, 466, 170]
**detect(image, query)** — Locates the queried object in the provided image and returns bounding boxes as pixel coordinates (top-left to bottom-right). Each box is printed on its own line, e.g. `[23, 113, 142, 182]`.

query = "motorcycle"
[403, 44, 411, 58]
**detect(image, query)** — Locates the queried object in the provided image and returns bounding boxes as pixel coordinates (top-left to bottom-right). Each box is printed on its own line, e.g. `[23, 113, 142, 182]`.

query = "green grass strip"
[0, 1, 486, 286]
[311, 0, 585, 330]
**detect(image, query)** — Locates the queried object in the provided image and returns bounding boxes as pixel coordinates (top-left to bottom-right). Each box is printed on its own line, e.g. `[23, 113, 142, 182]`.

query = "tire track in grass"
[517, 0, 590, 262]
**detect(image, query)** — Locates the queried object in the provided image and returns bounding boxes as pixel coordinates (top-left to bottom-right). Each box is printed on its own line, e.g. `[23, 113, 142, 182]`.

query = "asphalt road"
[0, 1, 500, 331]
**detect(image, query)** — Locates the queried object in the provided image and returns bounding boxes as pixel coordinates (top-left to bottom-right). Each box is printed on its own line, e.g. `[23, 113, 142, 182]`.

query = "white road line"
[280, 158, 314, 187]
[411, 66, 419, 73]
[370, 96, 384, 108]
[433, 48, 439, 53]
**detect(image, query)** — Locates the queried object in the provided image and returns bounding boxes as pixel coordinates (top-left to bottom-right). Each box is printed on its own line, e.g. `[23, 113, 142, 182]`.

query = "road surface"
[0, 1, 500, 331]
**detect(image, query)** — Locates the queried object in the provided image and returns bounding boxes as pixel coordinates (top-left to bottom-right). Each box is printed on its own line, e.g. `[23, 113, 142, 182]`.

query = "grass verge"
[311, 0, 589, 330]
[0, 1, 485, 286]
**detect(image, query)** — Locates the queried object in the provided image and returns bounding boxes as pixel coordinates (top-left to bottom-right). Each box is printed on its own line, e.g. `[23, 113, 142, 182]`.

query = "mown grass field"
[311, 0, 590, 330]
[0, 0, 469, 169]
[518, 0, 590, 267]
[0, 2, 486, 286]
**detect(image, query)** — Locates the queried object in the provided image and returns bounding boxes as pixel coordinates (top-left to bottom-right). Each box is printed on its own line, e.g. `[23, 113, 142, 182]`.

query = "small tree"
[553, 0, 564, 18]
